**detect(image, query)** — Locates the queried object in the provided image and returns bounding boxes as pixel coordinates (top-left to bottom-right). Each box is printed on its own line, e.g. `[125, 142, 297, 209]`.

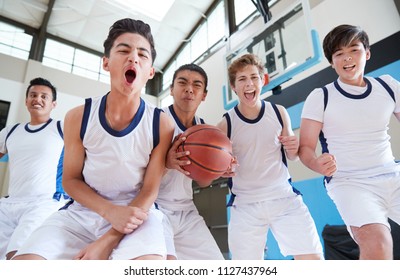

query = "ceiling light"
[105, 0, 175, 22]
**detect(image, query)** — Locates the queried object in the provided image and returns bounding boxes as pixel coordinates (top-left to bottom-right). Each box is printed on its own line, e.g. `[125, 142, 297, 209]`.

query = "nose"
[344, 56, 352, 62]
[128, 51, 139, 63]
[185, 84, 194, 94]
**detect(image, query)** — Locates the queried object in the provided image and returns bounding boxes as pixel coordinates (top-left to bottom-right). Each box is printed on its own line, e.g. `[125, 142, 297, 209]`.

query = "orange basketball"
[177, 124, 233, 183]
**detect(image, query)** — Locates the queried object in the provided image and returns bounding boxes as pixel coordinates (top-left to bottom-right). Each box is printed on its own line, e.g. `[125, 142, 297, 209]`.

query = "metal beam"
[29, 0, 56, 61]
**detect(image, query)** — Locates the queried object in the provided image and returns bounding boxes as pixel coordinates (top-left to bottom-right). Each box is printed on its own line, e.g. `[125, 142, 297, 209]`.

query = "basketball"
[177, 124, 233, 183]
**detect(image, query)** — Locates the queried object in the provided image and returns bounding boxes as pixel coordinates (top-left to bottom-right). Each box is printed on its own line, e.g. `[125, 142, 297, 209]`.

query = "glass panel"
[0, 22, 32, 60]
[208, 1, 225, 47]
[234, 0, 257, 25]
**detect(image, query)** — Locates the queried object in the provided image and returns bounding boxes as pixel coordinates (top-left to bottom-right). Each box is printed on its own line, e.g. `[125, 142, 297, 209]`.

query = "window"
[234, 0, 257, 26]
[0, 22, 32, 60]
[43, 39, 109, 83]
[160, 0, 225, 94]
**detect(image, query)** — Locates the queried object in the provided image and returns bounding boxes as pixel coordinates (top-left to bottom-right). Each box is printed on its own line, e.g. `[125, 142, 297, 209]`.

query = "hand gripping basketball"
[177, 124, 233, 182]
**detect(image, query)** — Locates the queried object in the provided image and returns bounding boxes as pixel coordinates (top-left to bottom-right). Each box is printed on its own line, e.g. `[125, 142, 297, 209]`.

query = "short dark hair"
[26, 77, 57, 101]
[103, 18, 156, 64]
[171, 63, 208, 91]
[323, 24, 370, 64]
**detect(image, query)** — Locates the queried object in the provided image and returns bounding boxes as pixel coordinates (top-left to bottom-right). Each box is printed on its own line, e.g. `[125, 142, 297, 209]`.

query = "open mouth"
[244, 91, 256, 100]
[343, 65, 355, 70]
[125, 69, 136, 84]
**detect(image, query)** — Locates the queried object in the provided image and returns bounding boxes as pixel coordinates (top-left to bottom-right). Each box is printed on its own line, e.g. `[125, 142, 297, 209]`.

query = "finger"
[172, 136, 186, 150]
[74, 251, 84, 260]
[176, 151, 190, 160]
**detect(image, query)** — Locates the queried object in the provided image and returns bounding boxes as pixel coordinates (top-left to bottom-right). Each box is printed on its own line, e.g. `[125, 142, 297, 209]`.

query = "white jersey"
[156, 105, 205, 211]
[301, 75, 400, 179]
[224, 101, 298, 206]
[0, 119, 64, 201]
[80, 94, 161, 203]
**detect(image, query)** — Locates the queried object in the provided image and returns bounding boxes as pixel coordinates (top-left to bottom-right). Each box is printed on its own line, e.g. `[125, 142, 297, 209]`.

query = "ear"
[201, 90, 207, 101]
[230, 84, 237, 94]
[102, 56, 109, 71]
[366, 49, 371, 61]
[148, 67, 155, 80]
[52, 101, 57, 109]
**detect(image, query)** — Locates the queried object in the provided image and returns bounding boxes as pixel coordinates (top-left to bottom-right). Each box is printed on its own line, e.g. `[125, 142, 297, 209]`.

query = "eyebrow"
[115, 42, 151, 55]
[177, 77, 204, 85]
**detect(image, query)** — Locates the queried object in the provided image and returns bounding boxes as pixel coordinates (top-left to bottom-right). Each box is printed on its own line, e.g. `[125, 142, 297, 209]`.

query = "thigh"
[14, 210, 93, 259]
[161, 209, 177, 259]
[8, 200, 63, 254]
[111, 208, 167, 260]
[270, 196, 323, 257]
[388, 175, 400, 225]
[0, 204, 14, 259]
[174, 210, 224, 260]
[327, 178, 389, 228]
[228, 203, 268, 260]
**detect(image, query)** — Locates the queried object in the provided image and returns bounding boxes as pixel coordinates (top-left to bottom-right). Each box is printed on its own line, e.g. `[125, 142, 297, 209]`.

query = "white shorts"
[0, 197, 66, 259]
[228, 195, 323, 259]
[14, 202, 167, 260]
[161, 207, 224, 260]
[326, 172, 400, 230]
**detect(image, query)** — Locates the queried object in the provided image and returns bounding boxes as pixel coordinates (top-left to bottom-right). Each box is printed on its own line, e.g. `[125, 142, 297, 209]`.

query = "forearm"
[299, 146, 318, 171]
[285, 150, 299, 161]
[64, 178, 114, 218]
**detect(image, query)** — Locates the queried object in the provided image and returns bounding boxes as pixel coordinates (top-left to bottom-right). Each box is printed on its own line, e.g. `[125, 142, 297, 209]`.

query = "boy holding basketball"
[13, 18, 174, 260]
[299, 24, 400, 259]
[156, 63, 225, 260]
[216, 53, 323, 260]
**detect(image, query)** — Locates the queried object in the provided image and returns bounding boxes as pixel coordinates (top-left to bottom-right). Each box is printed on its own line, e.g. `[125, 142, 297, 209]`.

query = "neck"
[30, 116, 50, 126]
[172, 104, 196, 128]
[238, 100, 262, 120]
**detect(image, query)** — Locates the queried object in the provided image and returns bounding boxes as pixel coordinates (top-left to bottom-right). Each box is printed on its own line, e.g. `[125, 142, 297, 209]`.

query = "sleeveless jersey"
[301, 75, 400, 179]
[224, 100, 297, 206]
[0, 119, 64, 201]
[80, 94, 161, 203]
[156, 105, 205, 211]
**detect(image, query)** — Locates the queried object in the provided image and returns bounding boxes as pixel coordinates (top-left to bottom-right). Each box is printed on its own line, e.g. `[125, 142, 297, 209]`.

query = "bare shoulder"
[64, 104, 85, 134]
[216, 117, 228, 134]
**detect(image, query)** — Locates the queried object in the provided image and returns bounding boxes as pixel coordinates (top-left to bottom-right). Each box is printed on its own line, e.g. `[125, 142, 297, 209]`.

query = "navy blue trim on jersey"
[168, 104, 202, 131]
[153, 108, 161, 149]
[223, 113, 232, 139]
[5, 123, 20, 143]
[99, 94, 145, 137]
[56, 120, 63, 139]
[80, 98, 92, 141]
[58, 198, 74, 210]
[270, 103, 300, 195]
[334, 78, 372, 99]
[25, 118, 52, 133]
[375, 77, 396, 102]
[271, 103, 288, 168]
[322, 86, 328, 111]
[234, 100, 265, 123]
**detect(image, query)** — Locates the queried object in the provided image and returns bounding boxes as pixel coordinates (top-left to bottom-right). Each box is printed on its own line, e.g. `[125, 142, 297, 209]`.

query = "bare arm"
[129, 111, 174, 210]
[395, 111, 400, 122]
[298, 118, 336, 177]
[277, 105, 299, 161]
